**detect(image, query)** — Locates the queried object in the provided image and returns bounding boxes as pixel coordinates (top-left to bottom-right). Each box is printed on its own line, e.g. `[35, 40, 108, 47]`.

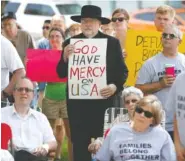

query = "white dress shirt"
[1, 105, 56, 153]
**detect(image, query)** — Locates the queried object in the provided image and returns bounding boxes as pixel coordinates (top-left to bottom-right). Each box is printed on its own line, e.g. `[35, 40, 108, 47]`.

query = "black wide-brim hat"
[71, 5, 110, 25]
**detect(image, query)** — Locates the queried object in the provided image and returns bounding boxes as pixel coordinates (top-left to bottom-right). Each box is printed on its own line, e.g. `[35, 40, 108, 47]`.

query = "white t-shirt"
[136, 52, 185, 131]
[165, 72, 185, 147]
[1, 35, 24, 91]
[1, 105, 56, 153]
[96, 122, 176, 161]
[0, 149, 14, 161]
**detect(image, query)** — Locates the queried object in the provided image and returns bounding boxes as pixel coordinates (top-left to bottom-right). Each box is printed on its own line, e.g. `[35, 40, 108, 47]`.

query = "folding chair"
[103, 107, 129, 136]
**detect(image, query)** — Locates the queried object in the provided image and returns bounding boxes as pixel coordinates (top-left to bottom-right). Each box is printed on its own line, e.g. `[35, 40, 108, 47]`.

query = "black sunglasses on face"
[42, 26, 50, 30]
[162, 33, 178, 39]
[111, 17, 125, 22]
[135, 106, 153, 118]
[125, 99, 138, 105]
[15, 87, 34, 93]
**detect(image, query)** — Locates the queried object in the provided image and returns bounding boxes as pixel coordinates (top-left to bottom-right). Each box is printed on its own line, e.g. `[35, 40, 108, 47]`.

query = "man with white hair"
[136, 24, 185, 140]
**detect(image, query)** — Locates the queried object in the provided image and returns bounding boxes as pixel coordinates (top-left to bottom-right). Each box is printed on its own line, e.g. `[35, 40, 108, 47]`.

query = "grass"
[61, 137, 69, 161]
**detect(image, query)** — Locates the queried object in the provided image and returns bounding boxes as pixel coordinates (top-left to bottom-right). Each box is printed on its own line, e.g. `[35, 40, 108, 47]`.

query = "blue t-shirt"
[37, 38, 51, 49]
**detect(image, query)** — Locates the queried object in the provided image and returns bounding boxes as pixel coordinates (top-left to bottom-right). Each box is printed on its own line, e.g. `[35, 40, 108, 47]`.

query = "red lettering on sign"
[90, 84, 98, 96]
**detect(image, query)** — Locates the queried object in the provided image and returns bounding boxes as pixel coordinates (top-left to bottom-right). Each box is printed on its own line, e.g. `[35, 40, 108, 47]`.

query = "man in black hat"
[57, 5, 128, 161]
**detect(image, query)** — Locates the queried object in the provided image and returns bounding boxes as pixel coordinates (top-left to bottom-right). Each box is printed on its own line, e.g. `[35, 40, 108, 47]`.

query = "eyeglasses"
[15, 87, 34, 93]
[162, 33, 178, 39]
[42, 26, 50, 30]
[125, 99, 138, 105]
[135, 106, 153, 118]
[111, 17, 126, 22]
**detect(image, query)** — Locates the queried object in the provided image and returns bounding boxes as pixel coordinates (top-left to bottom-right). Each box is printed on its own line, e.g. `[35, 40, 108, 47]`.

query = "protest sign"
[68, 39, 107, 99]
[26, 49, 67, 82]
[125, 29, 185, 86]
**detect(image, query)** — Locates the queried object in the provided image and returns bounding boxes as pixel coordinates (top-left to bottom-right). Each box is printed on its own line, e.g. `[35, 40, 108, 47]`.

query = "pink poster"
[26, 49, 67, 82]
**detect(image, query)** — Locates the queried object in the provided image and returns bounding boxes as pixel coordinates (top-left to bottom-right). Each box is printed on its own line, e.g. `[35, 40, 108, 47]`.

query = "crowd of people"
[1, 3, 185, 161]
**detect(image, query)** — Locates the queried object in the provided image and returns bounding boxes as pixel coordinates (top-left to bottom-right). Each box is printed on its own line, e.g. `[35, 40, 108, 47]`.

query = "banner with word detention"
[68, 39, 107, 99]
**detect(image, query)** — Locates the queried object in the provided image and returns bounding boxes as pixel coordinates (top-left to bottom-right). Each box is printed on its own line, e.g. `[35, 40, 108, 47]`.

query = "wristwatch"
[2, 90, 9, 98]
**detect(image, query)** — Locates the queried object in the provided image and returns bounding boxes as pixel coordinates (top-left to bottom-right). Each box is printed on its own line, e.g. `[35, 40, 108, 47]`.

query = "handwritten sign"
[125, 29, 185, 86]
[68, 39, 107, 99]
[26, 49, 67, 82]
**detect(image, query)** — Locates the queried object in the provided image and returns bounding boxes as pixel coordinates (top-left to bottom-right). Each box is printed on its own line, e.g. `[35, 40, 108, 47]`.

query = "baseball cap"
[1, 12, 16, 21]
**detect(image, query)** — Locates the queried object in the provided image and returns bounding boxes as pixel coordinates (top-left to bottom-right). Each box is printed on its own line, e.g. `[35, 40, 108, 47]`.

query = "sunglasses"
[111, 17, 125, 22]
[125, 99, 138, 105]
[135, 106, 153, 118]
[162, 33, 178, 39]
[42, 26, 50, 30]
[15, 87, 34, 93]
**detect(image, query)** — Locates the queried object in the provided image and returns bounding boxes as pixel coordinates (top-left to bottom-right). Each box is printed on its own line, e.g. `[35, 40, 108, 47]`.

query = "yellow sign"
[125, 29, 185, 86]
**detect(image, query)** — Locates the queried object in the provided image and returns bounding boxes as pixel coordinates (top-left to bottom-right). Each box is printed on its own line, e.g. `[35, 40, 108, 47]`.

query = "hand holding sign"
[100, 84, 117, 98]
[64, 44, 75, 62]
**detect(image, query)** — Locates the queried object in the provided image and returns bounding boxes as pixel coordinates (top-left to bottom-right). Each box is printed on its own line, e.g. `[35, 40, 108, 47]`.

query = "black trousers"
[14, 150, 48, 161]
[73, 138, 92, 161]
[67, 98, 114, 161]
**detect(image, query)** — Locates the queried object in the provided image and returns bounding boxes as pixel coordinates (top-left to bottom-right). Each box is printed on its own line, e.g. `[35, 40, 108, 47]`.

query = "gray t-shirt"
[96, 122, 176, 161]
[166, 72, 185, 148]
[136, 52, 185, 131]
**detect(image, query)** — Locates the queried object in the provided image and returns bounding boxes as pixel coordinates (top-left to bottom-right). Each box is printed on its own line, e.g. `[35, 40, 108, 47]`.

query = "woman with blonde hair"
[95, 95, 176, 161]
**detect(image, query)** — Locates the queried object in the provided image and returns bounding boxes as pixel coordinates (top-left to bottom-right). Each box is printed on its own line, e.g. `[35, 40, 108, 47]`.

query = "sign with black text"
[68, 39, 107, 99]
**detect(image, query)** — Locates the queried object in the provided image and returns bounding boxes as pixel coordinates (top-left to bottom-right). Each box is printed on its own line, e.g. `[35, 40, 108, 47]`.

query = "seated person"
[109, 86, 144, 126]
[88, 86, 143, 153]
[1, 77, 57, 161]
[95, 95, 176, 161]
